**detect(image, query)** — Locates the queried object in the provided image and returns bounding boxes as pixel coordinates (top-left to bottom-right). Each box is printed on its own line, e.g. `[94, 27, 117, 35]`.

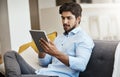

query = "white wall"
[38, 0, 56, 9]
[40, 3, 120, 40]
[40, 7, 64, 34]
[0, 0, 11, 55]
[38, 0, 56, 32]
[7, 0, 31, 51]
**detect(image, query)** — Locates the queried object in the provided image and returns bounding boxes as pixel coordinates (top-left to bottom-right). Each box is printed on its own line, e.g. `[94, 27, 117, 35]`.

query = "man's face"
[61, 11, 80, 32]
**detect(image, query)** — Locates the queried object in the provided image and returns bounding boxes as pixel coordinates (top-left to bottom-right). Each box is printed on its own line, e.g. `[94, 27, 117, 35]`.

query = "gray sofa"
[4, 40, 119, 77]
[79, 40, 118, 77]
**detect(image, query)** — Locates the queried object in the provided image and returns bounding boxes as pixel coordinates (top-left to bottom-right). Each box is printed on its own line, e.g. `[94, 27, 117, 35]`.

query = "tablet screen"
[30, 30, 48, 52]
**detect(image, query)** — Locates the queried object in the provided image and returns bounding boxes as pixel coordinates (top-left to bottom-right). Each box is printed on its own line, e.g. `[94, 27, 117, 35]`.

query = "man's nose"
[63, 18, 68, 24]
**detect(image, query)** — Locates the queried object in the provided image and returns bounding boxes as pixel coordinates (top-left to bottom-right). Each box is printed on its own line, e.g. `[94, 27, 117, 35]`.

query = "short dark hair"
[59, 2, 82, 18]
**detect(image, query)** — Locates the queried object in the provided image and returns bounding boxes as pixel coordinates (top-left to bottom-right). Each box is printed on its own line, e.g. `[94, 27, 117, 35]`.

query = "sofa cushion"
[79, 40, 118, 77]
[20, 47, 42, 70]
[18, 31, 57, 70]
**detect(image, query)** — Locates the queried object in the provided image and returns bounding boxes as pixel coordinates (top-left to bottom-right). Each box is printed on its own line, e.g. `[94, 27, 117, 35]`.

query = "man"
[4, 2, 94, 77]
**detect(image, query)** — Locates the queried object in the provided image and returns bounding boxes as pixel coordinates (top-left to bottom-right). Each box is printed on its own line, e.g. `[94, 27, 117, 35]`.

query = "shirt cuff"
[39, 54, 51, 66]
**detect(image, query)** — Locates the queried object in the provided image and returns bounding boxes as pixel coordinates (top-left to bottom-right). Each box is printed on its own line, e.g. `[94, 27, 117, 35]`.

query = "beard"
[63, 23, 77, 35]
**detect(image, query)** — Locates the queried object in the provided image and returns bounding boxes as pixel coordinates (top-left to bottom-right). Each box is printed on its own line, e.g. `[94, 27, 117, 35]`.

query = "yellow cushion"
[18, 31, 57, 53]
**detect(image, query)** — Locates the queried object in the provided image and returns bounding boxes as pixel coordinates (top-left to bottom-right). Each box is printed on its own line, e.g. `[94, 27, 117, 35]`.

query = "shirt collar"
[64, 25, 81, 36]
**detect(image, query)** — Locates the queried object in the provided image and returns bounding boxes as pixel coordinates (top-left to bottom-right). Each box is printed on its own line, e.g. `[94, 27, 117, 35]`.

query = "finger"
[40, 39, 48, 48]
[40, 38, 49, 47]
[49, 40, 54, 45]
[40, 40, 50, 52]
[40, 44, 49, 52]
[40, 39, 50, 52]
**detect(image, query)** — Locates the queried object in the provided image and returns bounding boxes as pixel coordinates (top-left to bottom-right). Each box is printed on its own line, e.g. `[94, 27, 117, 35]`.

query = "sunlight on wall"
[7, 0, 31, 51]
[80, 4, 120, 40]
[40, 3, 120, 40]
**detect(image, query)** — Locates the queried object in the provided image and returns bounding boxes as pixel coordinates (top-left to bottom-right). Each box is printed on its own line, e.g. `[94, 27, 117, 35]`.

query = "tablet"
[29, 30, 48, 52]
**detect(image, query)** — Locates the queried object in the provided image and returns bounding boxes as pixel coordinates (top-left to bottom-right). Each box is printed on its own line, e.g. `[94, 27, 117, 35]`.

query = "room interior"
[0, 0, 120, 55]
[0, 0, 120, 76]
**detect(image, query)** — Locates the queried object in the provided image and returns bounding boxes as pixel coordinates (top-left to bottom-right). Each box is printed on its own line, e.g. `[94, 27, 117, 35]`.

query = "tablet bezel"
[29, 30, 48, 52]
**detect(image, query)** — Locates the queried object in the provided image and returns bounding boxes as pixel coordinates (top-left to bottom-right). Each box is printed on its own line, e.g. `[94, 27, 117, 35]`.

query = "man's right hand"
[38, 51, 46, 58]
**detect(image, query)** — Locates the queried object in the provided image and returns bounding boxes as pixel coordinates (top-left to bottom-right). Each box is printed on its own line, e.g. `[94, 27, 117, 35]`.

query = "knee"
[4, 51, 17, 59]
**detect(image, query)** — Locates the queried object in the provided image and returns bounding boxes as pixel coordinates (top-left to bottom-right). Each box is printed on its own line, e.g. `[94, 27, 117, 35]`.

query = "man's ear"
[77, 16, 81, 24]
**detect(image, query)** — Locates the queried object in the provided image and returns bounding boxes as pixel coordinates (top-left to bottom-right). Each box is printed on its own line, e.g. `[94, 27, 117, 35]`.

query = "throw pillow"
[18, 31, 57, 53]
[20, 46, 42, 70]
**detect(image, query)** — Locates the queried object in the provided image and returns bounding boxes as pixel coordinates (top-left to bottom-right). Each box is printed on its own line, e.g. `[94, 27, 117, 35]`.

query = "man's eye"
[67, 17, 72, 20]
[61, 17, 65, 20]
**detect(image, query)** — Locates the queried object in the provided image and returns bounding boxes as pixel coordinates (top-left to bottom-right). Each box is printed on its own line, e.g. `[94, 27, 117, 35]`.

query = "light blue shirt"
[35, 26, 94, 77]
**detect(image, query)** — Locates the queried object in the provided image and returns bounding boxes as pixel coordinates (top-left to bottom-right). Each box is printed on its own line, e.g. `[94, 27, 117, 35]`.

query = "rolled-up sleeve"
[39, 54, 52, 67]
[69, 41, 94, 71]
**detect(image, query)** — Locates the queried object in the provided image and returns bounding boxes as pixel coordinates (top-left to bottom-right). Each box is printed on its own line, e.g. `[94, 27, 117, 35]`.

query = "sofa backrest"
[79, 40, 119, 77]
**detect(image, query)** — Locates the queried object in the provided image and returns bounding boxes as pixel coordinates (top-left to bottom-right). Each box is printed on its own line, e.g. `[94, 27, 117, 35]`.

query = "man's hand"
[38, 51, 46, 58]
[40, 38, 59, 56]
[40, 38, 69, 66]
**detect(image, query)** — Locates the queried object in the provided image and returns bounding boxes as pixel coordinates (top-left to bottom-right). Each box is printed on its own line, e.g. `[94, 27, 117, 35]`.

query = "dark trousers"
[4, 51, 35, 77]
